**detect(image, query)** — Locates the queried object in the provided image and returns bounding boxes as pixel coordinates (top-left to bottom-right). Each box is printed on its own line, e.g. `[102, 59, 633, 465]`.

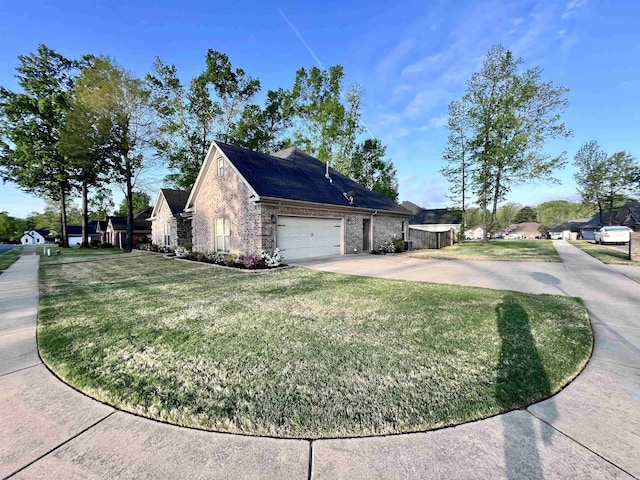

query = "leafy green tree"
[147, 51, 260, 189]
[117, 191, 151, 216]
[346, 138, 399, 201]
[290, 65, 363, 165]
[89, 188, 114, 220]
[513, 206, 537, 223]
[0, 45, 81, 247]
[78, 56, 153, 252]
[535, 200, 594, 227]
[573, 140, 608, 223]
[31, 199, 82, 233]
[496, 202, 522, 229]
[602, 151, 639, 225]
[60, 57, 116, 247]
[228, 88, 294, 153]
[0, 212, 30, 242]
[446, 45, 570, 242]
[441, 99, 472, 225]
[198, 50, 261, 142]
[465, 207, 483, 227]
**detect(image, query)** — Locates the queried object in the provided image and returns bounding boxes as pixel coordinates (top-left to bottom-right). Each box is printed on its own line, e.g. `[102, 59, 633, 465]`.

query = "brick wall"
[151, 196, 192, 247]
[372, 214, 407, 251]
[630, 232, 640, 261]
[192, 154, 261, 254]
[151, 198, 172, 246]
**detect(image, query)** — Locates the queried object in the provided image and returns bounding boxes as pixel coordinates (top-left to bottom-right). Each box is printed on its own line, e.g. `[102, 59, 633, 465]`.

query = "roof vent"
[343, 191, 354, 205]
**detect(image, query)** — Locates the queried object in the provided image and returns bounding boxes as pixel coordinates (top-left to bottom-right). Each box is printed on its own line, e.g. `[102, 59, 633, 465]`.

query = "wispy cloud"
[374, 38, 415, 83]
[562, 0, 587, 19]
[429, 115, 448, 128]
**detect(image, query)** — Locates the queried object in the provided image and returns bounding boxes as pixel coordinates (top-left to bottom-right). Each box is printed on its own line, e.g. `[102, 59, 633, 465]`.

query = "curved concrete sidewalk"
[1, 242, 638, 478]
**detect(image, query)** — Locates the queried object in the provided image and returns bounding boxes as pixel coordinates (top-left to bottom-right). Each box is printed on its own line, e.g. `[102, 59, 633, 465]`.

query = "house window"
[215, 218, 230, 252]
[163, 224, 171, 246]
[217, 157, 224, 177]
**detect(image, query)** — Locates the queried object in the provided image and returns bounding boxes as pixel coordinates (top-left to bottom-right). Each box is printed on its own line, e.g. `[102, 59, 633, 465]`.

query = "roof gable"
[152, 188, 190, 218]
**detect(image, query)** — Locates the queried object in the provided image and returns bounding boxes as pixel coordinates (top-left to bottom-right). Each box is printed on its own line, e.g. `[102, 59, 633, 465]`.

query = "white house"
[464, 226, 485, 240]
[20, 229, 49, 245]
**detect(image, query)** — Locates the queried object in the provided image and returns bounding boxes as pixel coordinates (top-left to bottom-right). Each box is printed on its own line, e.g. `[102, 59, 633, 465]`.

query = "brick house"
[182, 141, 410, 261]
[105, 207, 153, 249]
[148, 189, 192, 247]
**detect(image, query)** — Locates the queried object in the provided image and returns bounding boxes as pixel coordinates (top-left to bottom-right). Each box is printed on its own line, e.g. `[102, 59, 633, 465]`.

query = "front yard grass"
[568, 240, 636, 265]
[0, 246, 23, 273]
[38, 252, 591, 439]
[409, 239, 561, 262]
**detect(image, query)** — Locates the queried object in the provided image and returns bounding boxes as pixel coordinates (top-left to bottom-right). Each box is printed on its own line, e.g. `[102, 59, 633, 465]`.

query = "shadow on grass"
[496, 294, 558, 479]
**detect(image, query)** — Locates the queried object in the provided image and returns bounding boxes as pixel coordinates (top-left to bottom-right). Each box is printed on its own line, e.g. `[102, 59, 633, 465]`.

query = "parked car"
[594, 226, 633, 244]
[549, 232, 563, 240]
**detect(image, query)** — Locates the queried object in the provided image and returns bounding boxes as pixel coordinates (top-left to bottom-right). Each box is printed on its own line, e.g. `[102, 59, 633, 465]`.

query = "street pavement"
[1, 241, 638, 479]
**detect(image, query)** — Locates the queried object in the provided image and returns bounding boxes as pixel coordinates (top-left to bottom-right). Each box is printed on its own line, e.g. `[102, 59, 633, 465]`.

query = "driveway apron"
[0, 241, 638, 479]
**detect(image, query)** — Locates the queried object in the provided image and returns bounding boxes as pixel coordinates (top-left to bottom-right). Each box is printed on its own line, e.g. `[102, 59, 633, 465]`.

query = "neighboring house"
[95, 220, 108, 244]
[465, 226, 485, 240]
[615, 206, 640, 231]
[549, 219, 590, 240]
[401, 202, 462, 234]
[183, 141, 410, 261]
[148, 189, 192, 247]
[105, 207, 153, 249]
[66, 221, 101, 246]
[504, 222, 542, 239]
[20, 229, 49, 245]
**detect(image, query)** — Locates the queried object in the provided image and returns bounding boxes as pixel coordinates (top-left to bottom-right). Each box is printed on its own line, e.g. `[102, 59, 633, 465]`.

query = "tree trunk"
[59, 185, 69, 248]
[608, 195, 614, 226]
[491, 168, 503, 236]
[125, 157, 134, 253]
[81, 181, 89, 248]
[597, 200, 603, 227]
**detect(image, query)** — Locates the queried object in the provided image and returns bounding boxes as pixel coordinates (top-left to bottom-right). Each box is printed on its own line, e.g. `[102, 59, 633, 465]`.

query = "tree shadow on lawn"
[496, 294, 559, 479]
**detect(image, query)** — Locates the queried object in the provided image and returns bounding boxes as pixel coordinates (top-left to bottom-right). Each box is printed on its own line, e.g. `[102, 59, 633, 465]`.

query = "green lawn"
[568, 240, 636, 265]
[36, 246, 124, 257]
[0, 246, 23, 273]
[38, 252, 591, 439]
[409, 240, 561, 262]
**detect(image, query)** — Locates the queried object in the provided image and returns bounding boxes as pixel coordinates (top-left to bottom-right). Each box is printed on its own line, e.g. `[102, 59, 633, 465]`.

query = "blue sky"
[1, 0, 639, 218]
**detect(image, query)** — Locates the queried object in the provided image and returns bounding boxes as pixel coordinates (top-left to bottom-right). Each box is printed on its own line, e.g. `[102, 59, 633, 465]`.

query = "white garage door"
[277, 216, 342, 261]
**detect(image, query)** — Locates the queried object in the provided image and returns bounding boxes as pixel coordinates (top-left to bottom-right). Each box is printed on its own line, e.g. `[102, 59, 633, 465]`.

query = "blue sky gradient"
[1, 0, 638, 217]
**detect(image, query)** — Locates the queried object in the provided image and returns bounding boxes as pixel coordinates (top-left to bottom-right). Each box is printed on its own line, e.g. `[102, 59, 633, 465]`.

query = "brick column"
[630, 232, 640, 262]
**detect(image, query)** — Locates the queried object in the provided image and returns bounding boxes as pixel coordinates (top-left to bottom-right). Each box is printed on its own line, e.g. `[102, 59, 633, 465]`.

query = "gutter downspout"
[371, 210, 378, 251]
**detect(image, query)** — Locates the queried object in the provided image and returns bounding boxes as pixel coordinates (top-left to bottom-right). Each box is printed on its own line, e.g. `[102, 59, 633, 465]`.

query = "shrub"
[380, 239, 396, 253]
[392, 237, 405, 252]
[223, 253, 238, 266]
[98, 242, 113, 249]
[239, 252, 262, 269]
[174, 246, 190, 258]
[261, 248, 283, 267]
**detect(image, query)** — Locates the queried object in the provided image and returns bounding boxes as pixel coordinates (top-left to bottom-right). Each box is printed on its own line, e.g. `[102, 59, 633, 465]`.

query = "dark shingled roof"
[66, 221, 99, 235]
[216, 143, 409, 214]
[161, 189, 190, 215]
[399, 202, 462, 225]
[108, 207, 153, 231]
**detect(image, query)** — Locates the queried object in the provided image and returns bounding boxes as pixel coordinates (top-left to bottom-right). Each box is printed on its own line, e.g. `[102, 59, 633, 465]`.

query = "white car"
[594, 226, 632, 244]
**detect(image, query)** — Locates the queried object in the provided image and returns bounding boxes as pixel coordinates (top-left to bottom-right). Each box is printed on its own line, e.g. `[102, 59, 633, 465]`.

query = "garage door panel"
[277, 216, 342, 260]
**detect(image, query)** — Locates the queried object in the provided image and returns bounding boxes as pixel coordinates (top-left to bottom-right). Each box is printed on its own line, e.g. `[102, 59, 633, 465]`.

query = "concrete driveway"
[1, 241, 639, 478]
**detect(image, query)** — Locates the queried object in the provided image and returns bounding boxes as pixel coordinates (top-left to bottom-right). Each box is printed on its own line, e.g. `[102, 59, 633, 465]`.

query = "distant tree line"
[1, 45, 399, 251]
